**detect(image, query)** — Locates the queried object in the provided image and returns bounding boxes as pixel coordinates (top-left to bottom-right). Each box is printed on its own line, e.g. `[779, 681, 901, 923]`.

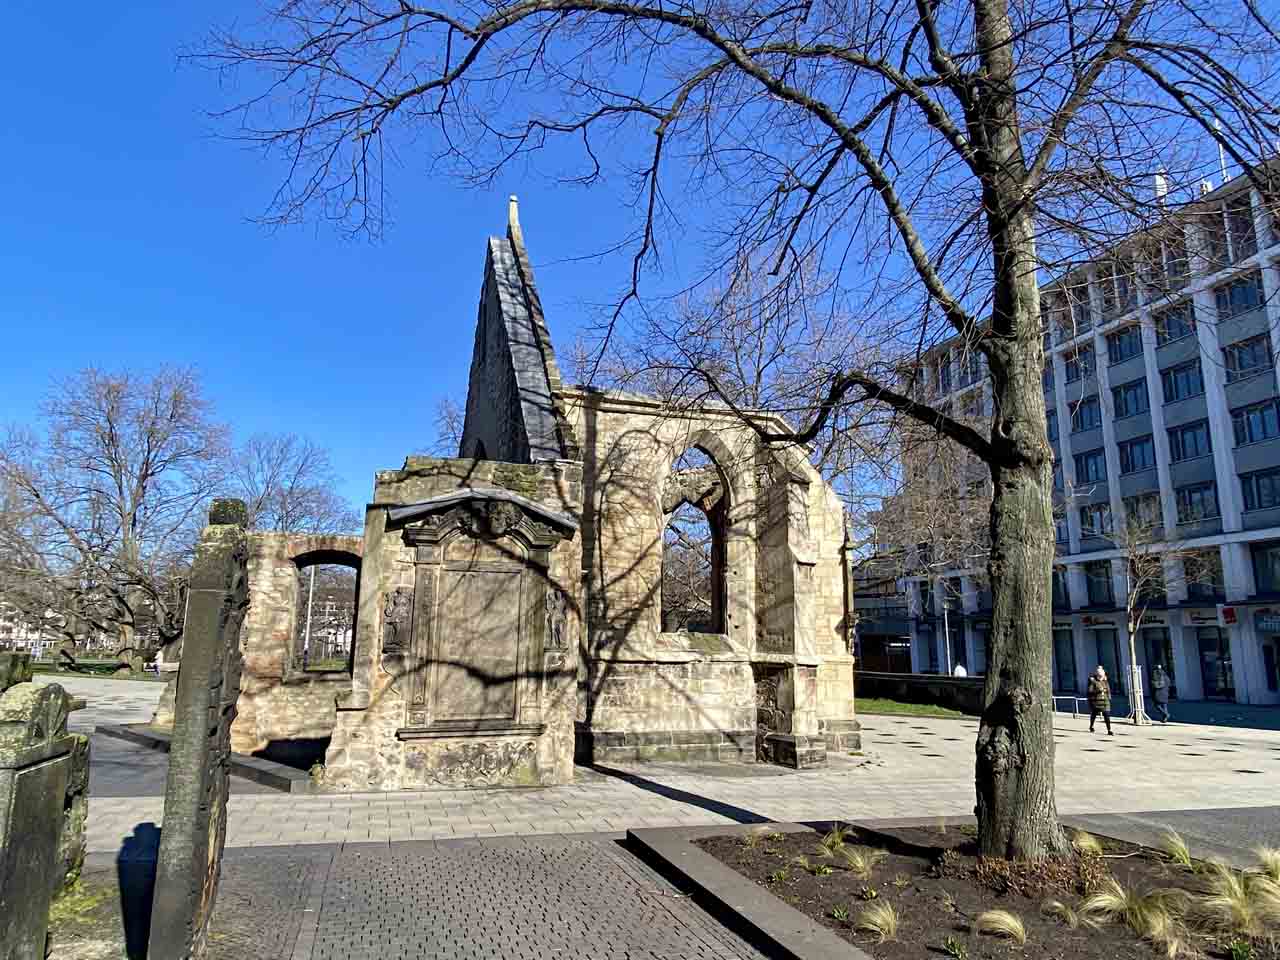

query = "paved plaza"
[41, 675, 1280, 959]
[51, 676, 1280, 855]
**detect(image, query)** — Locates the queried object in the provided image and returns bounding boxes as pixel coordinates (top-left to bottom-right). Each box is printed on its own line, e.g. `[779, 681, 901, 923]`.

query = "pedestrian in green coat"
[1087, 665, 1113, 736]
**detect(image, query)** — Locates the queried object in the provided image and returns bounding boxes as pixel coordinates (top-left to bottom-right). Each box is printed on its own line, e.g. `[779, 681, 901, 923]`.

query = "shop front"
[1256, 611, 1280, 696]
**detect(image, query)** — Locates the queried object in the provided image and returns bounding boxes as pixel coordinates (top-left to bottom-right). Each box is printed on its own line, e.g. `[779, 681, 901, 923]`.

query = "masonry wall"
[322, 457, 583, 790]
[562, 389, 857, 762]
[229, 532, 363, 759]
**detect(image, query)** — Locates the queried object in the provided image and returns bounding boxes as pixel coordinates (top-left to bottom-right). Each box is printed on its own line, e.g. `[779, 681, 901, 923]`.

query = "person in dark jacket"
[1087, 665, 1113, 735]
[1150, 664, 1171, 723]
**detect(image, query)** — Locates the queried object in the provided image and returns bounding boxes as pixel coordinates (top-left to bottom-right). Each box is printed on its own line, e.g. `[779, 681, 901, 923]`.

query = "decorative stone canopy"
[386, 488, 579, 536]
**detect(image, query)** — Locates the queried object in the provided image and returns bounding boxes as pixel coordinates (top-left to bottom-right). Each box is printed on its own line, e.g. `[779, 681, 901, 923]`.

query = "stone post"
[148, 499, 250, 960]
[0, 652, 76, 960]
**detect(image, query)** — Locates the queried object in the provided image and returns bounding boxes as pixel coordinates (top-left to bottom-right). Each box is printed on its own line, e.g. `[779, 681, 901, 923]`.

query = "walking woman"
[1087, 665, 1113, 736]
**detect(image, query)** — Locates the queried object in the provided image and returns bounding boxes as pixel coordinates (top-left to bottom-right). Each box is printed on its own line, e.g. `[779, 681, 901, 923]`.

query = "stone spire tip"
[508, 195, 520, 231]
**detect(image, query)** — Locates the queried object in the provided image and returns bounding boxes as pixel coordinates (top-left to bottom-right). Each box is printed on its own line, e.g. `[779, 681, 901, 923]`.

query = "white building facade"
[904, 171, 1280, 707]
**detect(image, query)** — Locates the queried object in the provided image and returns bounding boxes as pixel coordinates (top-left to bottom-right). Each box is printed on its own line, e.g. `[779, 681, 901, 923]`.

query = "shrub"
[831, 904, 849, 922]
[1042, 899, 1090, 930]
[821, 823, 853, 853]
[853, 901, 898, 943]
[1160, 830, 1193, 868]
[1193, 860, 1280, 940]
[1080, 878, 1191, 956]
[976, 909, 1028, 945]
[767, 868, 790, 884]
[839, 846, 887, 879]
[942, 935, 968, 959]
[859, 886, 879, 901]
[1254, 846, 1280, 885]
[1072, 832, 1104, 857]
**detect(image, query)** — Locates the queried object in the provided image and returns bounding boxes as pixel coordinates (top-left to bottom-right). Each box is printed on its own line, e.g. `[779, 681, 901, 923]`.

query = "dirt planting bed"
[695, 823, 1280, 959]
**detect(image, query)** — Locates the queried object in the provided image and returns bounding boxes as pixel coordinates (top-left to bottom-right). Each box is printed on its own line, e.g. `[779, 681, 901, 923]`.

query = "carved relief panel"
[385, 492, 575, 738]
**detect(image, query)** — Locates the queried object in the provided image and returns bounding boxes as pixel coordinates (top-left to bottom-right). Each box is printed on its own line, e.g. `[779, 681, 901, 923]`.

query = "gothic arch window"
[660, 448, 728, 634]
[293, 550, 360, 673]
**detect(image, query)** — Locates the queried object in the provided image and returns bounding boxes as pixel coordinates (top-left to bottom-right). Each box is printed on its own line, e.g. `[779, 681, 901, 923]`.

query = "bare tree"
[231, 433, 361, 533]
[1097, 499, 1220, 725]
[201, 0, 1280, 858]
[0, 368, 228, 656]
[427, 396, 466, 457]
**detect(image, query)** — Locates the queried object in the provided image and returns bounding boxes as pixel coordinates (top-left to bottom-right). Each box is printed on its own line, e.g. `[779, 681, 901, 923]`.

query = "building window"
[1071, 396, 1102, 433]
[1046, 409, 1058, 442]
[1187, 549, 1226, 601]
[1253, 541, 1280, 593]
[1097, 259, 1136, 319]
[1164, 230, 1191, 284]
[1161, 359, 1205, 403]
[1242, 467, 1280, 511]
[1085, 560, 1114, 605]
[1123, 491, 1163, 528]
[1042, 360, 1055, 391]
[1107, 326, 1143, 365]
[1168, 419, 1212, 462]
[1118, 435, 1156, 474]
[1154, 301, 1195, 346]
[1069, 284, 1093, 335]
[1215, 271, 1266, 322]
[294, 559, 360, 673]
[1054, 516, 1069, 543]
[1223, 333, 1273, 384]
[1175, 482, 1220, 523]
[935, 358, 952, 395]
[1064, 345, 1094, 383]
[1053, 460, 1064, 492]
[1074, 448, 1107, 484]
[661, 448, 729, 633]
[1080, 502, 1113, 538]
[1232, 398, 1280, 446]
[1052, 567, 1070, 607]
[1226, 193, 1258, 262]
[1112, 378, 1149, 419]
[958, 351, 983, 387]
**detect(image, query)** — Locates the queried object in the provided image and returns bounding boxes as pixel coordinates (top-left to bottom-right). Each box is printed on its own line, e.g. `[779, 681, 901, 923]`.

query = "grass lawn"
[856, 697, 972, 719]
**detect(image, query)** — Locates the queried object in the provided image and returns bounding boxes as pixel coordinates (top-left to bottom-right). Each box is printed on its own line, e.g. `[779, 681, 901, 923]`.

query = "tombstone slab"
[148, 499, 249, 960]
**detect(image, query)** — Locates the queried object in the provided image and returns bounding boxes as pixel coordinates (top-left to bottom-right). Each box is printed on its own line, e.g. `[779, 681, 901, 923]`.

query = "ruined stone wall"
[229, 532, 362, 758]
[562, 388, 857, 761]
[322, 457, 583, 790]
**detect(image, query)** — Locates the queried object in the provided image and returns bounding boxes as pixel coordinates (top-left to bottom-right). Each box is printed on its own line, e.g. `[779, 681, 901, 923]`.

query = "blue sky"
[0, 3, 675, 509]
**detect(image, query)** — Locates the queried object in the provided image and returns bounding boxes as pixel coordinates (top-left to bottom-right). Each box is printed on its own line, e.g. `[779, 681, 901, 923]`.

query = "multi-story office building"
[899, 169, 1280, 707]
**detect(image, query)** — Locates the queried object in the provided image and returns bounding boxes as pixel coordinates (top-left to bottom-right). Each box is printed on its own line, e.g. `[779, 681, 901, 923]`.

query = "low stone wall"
[854, 671, 985, 715]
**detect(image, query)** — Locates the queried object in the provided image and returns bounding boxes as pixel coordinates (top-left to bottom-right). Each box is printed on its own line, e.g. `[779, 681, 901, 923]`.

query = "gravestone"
[0, 652, 77, 960]
[148, 499, 250, 960]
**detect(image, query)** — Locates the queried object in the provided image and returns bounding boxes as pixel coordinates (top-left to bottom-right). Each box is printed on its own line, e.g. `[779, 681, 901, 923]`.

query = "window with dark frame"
[1175, 482, 1220, 523]
[1214, 271, 1265, 322]
[1064, 345, 1094, 383]
[1232, 398, 1280, 445]
[1242, 468, 1280, 511]
[1046, 409, 1058, 441]
[1161, 359, 1205, 402]
[1079, 501, 1113, 538]
[1112, 378, 1149, 418]
[1123, 491, 1162, 527]
[1168, 420, 1212, 461]
[1071, 396, 1102, 432]
[1223, 333, 1273, 383]
[1154, 301, 1195, 345]
[1074, 448, 1107, 484]
[1226, 194, 1258, 262]
[1085, 560, 1114, 605]
[1118, 435, 1156, 474]
[1107, 325, 1143, 364]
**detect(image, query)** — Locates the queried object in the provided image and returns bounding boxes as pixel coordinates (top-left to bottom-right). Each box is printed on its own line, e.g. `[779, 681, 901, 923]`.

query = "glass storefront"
[1257, 613, 1280, 693]
[1090, 627, 1124, 694]
[1141, 626, 1176, 699]
[1196, 626, 1235, 701]
[1052, 628, 1077, 693]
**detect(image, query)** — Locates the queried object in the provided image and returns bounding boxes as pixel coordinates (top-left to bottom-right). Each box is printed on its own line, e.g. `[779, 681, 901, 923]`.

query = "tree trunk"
[969, 0, 1070, 863]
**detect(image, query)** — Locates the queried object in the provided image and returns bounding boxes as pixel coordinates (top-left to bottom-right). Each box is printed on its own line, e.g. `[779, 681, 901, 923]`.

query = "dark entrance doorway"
[1197, 627, 1235, 701]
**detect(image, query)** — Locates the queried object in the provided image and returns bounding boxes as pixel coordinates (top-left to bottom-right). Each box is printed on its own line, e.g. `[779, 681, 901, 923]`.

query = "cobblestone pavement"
[55, 677, 1280, 854]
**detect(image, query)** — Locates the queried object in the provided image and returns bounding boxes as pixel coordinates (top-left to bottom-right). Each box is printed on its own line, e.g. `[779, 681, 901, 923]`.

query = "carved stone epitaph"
[149, 500, 250, 960]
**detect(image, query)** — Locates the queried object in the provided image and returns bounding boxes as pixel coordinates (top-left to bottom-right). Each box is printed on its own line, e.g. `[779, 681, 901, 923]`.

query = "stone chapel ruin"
[174, 198, 858, 790]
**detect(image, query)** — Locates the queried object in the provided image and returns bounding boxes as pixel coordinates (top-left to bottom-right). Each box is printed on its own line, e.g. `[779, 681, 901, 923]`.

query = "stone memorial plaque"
[434, 569, 521, 721]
